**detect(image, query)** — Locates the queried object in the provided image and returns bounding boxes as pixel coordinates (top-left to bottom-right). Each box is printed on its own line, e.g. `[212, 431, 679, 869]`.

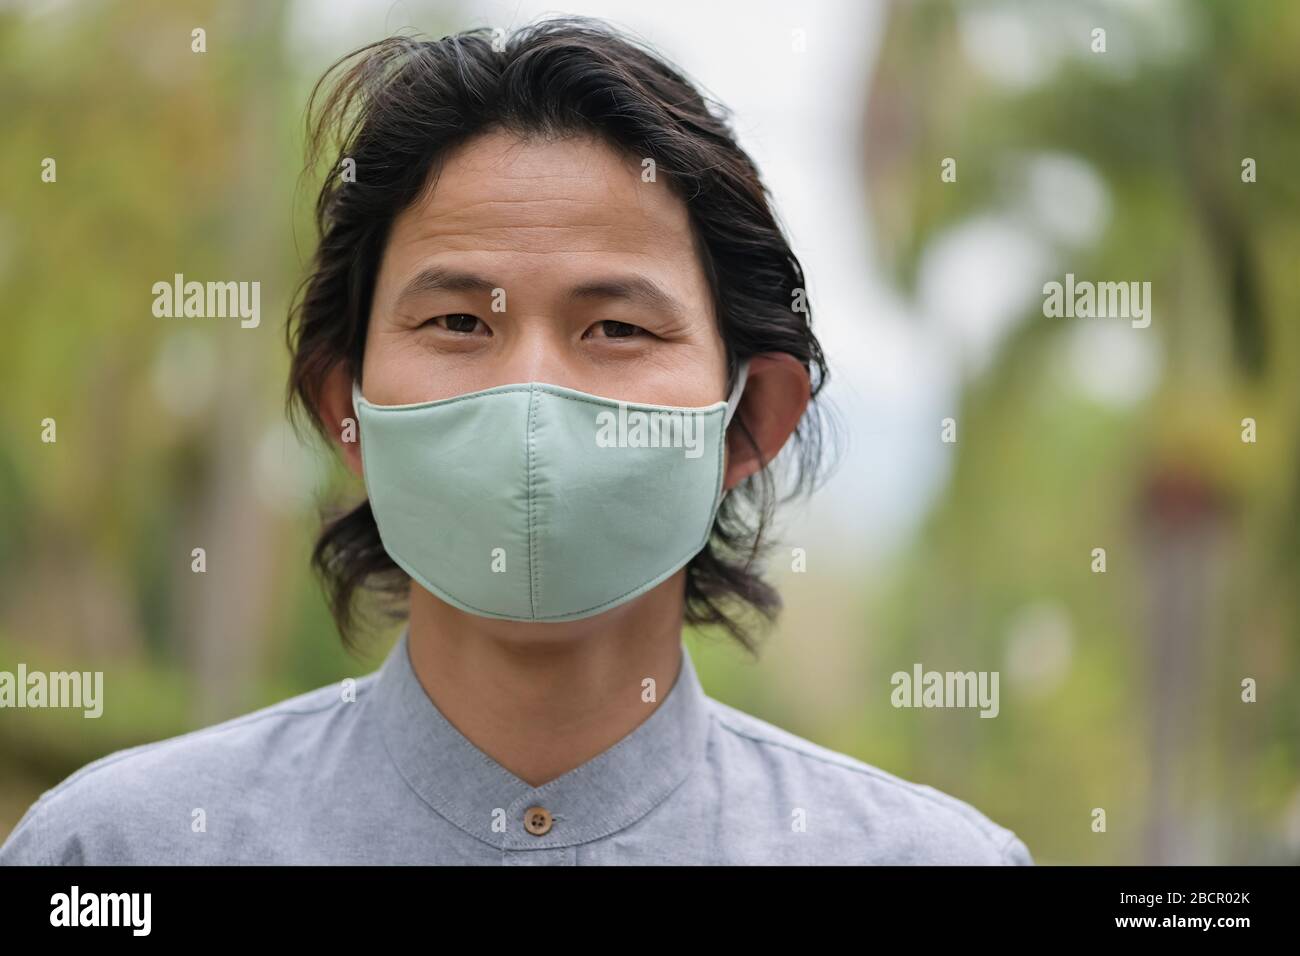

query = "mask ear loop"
[723, 358, 751, 429]
[714, 358, 751, 509]
[351, 379, 365, 409]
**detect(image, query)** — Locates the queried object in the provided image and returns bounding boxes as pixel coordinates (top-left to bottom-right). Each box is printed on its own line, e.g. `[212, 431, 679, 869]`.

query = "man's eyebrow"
[395, 267, 500, 305]
[568, 275, 685, 318]
[396, 268, 686, 318]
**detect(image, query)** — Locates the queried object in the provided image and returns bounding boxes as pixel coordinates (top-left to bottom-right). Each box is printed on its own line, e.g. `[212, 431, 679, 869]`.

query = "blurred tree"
[861, 0, 1300, 863]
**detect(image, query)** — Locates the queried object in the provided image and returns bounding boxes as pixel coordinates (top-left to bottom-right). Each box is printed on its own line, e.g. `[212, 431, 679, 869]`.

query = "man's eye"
[591, 320, 643, 339]
[429, 314, 484, 334]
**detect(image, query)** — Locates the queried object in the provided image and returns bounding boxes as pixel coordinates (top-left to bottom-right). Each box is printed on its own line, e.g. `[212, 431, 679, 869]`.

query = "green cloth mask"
[352, 361, 750, 622]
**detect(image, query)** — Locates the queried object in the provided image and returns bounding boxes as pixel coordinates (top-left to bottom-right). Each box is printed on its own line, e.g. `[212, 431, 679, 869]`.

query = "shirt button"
[523, 806, 553, 836]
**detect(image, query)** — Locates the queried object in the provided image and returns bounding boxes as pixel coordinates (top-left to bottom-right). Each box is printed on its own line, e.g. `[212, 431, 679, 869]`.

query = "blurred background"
[2, 0, 1297, 864]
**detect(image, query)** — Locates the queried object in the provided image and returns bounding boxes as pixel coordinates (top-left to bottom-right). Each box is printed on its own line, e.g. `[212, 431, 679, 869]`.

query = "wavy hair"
[286, 16, 836, 655]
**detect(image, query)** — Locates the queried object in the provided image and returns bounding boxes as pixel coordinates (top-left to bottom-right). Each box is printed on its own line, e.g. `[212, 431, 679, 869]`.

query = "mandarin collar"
[374, 627, 712, 850]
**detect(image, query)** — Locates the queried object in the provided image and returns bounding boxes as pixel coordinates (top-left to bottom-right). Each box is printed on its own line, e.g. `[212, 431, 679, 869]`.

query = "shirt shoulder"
[702, 697, 1034, 865]
[0, 673, 380, 866]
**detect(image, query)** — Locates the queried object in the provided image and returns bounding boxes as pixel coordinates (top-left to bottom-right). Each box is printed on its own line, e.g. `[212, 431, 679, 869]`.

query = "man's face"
[361, 127, 728, 407]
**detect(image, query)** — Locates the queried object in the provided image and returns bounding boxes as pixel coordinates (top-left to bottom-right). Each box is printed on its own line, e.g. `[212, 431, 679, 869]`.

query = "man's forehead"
[394, 131, 687, 241]
[439, 130, 634, 189]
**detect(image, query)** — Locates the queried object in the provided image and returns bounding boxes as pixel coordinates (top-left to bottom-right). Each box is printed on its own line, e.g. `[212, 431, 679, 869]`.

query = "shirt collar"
[374, 627, 713, 850]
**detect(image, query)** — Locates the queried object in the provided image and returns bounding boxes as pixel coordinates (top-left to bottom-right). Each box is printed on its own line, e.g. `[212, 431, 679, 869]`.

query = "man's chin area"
[407, 573, 688, 649]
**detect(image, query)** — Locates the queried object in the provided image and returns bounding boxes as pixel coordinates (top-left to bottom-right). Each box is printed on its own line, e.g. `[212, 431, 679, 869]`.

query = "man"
[0, 17, 1032, 866]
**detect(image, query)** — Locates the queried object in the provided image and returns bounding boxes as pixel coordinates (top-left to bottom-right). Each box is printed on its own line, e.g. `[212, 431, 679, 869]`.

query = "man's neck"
[404, 573, 688, 788]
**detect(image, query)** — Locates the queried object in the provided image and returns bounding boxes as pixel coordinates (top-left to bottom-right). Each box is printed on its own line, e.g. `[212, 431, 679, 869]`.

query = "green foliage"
[864, 0, 1300, 863]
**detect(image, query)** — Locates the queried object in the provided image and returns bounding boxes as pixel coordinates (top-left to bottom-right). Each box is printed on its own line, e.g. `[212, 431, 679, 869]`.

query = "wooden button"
[523, 806, 553, 836]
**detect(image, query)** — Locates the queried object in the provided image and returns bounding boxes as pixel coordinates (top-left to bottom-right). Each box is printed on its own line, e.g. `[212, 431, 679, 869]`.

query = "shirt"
[0, 628, 1034, 865]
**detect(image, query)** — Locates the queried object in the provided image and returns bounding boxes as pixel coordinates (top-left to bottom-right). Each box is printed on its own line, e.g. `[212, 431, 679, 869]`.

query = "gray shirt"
[0, 629, 1033, 865]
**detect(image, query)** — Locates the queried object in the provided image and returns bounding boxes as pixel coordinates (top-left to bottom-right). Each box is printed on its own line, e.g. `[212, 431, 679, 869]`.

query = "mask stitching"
[526, 384, 539, 619]
[356, 382, 729, 417]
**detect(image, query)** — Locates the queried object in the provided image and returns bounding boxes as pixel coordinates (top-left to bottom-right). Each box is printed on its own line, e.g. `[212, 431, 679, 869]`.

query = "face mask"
[351, 360, 750, 622]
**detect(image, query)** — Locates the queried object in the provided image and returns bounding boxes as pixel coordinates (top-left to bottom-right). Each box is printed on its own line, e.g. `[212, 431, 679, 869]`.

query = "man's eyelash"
[417, 317, 652, 337]
[593, 320, 645, 338]
[424, 314, 484, 333]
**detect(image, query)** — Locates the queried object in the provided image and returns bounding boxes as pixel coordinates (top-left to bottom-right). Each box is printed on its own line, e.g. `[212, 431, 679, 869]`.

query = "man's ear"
[317, 362, 364, 479]
[724, 353, 812, 490]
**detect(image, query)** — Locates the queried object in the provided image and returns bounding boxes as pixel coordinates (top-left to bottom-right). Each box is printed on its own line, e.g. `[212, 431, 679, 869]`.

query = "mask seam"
[357, 383, 728, 417]
[526, 384, 539, 619]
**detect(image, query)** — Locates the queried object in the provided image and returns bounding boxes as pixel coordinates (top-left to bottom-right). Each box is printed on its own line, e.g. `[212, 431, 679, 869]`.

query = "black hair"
[286, 16, 835, 656]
